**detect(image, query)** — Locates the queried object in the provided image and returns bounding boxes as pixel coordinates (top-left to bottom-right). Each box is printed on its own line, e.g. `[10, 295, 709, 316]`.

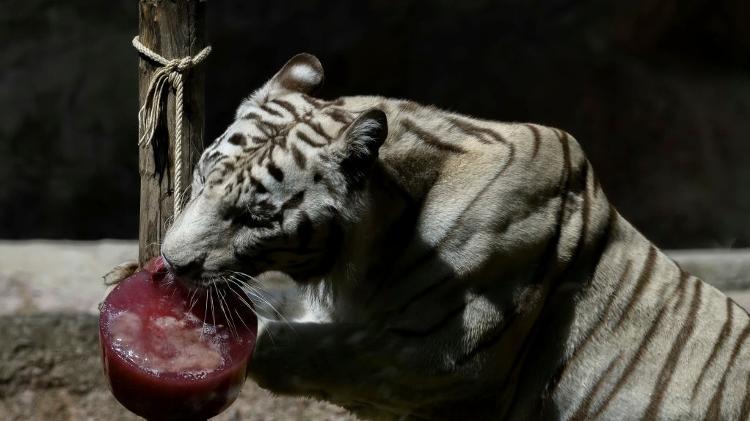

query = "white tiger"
[159, 53, 750, 420]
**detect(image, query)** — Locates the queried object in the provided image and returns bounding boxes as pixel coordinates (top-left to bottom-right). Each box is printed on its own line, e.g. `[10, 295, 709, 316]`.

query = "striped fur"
[162, 54, 750, 420]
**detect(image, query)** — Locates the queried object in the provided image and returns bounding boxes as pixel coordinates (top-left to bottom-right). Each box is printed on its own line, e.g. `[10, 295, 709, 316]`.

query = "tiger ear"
[251, 53, 324, 103]
[336, 109, 388, 187]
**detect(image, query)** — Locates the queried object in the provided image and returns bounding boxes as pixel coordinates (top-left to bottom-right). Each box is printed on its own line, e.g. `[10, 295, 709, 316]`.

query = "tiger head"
[161, 54, 387, 284]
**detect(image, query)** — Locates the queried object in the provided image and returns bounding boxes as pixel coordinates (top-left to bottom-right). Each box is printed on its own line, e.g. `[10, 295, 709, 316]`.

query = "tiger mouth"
[174, 275, 215, 290]
[171, 272, 229, 289]
[169, 268, 264, 294]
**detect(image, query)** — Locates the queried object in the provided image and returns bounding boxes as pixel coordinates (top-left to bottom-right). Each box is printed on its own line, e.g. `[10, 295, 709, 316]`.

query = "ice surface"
[109, 310, 226, 375]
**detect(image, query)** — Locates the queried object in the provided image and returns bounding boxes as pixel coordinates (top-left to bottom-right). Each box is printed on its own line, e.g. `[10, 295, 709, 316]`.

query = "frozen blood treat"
[99, 257, 257, 420]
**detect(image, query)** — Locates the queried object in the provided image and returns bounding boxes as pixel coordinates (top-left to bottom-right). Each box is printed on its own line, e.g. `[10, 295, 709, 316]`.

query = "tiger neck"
[323, 161, 426, 316]
[507, 213, 690, 418]
[322, 108, 461, 316]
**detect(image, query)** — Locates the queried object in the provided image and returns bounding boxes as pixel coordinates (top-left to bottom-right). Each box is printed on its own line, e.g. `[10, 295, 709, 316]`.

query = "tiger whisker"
[225, 276, 294, 333]
[226, 271, 290, 317]
[226, 277, 273, 313]
[233, 308, 256, 342]
[228, 270, 262, 284]
[223, 278, 276, 344]
[226, 274, 286, 320]
[216, 278, 239, 339]
[224, 278, 262, 319]
[209, 279, 217, 328]
[186, 287, 202, 315]
[201, 282, 209, 339]
[220, 278, 241, 337]
[229, 277, 295, 330]
[169, 284, 178, 299]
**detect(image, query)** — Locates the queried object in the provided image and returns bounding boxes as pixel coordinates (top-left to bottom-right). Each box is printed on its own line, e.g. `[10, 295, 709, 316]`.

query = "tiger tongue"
[99, 257, 257, 421]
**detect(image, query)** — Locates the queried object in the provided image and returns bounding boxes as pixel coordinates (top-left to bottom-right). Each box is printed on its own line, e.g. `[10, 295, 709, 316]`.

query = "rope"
[132, 36, 211, 215]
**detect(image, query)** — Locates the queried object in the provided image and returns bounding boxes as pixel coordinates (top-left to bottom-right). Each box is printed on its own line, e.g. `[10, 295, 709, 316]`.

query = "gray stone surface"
[0, 313, 354, 421]
[670, 249, 750, 291]
[0, 240, 135, 315]
[1, 240, 749, 419]
[0, 241, 355, 420]
[2, 240, 748, 316]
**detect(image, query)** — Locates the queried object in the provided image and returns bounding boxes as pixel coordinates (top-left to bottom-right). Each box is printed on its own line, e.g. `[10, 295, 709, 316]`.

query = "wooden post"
[137, 0, 206, 266]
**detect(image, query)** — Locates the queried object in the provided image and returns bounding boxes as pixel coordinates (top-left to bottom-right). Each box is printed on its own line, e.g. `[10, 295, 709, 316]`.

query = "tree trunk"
[137, 0, 206, 266]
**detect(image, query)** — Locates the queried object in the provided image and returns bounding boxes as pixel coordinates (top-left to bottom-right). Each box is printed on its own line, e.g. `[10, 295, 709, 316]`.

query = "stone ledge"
[0, 240, 135, 315]
[0, 241, 356, 420]
[1, 240, 749, 419]
[669, 249, 750, 291]
[1, 241, 749, 316]
[0, 313, 354, 421]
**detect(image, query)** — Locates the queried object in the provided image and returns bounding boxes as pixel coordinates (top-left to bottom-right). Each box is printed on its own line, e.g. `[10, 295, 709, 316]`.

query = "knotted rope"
[132, 36, 211, 214]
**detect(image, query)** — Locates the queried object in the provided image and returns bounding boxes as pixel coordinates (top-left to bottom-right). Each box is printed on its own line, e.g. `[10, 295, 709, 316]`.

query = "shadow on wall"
[2, 0, 749, 248]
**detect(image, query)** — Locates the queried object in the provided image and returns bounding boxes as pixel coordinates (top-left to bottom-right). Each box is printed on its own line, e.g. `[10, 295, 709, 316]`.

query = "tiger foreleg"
[248, 320, 463, 417]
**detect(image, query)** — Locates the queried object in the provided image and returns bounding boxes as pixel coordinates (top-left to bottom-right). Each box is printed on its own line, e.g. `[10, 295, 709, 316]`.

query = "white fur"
[163, 56, 750, 420]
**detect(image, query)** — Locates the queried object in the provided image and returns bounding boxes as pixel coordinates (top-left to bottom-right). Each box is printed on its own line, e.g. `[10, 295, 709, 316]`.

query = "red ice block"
[99, 257, 257, 421]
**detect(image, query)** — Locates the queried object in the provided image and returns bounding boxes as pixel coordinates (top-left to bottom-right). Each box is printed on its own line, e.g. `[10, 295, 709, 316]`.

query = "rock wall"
[2, 0, 749, 247]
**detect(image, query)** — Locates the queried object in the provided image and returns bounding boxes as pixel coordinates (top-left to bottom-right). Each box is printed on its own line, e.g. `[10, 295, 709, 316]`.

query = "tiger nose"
[162, 254, 206, 279]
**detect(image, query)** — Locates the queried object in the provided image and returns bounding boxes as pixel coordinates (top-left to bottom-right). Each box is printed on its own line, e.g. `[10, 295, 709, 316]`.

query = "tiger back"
[161, 53, 750, 420]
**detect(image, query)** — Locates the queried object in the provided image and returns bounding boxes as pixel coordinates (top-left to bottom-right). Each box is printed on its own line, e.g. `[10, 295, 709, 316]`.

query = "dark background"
[2, 0, 749, 248]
